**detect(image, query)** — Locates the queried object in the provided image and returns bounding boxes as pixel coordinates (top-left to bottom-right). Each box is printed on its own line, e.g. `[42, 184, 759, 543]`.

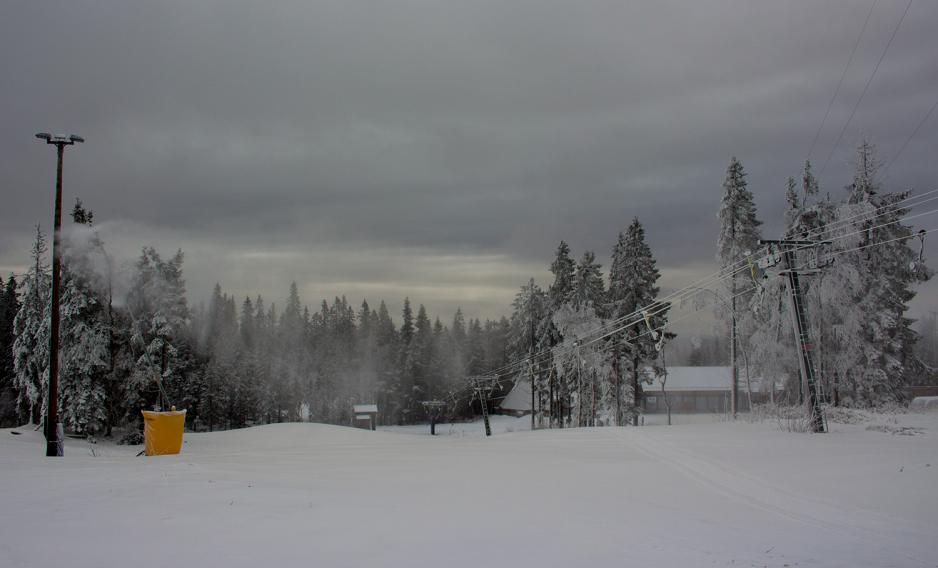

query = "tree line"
[1, 139, 931, 433]
[1, 201, 516, 434]
[717, 141, 932, 408]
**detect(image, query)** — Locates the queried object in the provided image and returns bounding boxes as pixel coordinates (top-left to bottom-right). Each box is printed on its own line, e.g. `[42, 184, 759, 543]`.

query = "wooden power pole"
[759, 239, 828, 433]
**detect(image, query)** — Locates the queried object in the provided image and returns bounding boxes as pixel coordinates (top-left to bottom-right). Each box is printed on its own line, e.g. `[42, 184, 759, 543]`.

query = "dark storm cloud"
[3, 0, 937, 321]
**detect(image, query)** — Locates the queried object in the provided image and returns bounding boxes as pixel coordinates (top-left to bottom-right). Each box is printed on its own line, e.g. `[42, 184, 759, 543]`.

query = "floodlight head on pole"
[36, 132, 84, 146]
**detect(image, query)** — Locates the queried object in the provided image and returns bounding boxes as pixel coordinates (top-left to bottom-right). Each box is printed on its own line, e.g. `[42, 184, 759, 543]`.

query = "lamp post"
[35, 132, 84, 457]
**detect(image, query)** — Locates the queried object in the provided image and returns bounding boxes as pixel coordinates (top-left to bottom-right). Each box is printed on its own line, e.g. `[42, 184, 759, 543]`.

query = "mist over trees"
[3, 204, 514, 434]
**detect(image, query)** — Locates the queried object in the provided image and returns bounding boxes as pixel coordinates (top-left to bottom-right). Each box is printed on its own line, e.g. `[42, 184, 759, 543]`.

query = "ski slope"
[1, 413, 936, 568]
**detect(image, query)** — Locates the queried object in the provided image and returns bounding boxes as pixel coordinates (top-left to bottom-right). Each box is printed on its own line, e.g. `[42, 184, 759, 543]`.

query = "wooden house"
[352, 404, 378, 430]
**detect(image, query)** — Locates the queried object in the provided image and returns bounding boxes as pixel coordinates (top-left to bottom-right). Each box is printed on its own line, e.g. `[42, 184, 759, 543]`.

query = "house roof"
[498, 367, 780, 409]
[500, 379, 531, 411]
[353, 404, 378, 414]
[645, 366, 779, 392]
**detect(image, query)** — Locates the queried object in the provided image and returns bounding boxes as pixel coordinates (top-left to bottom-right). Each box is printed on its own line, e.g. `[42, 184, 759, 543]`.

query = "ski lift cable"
[475, 202, 938, 382]
[471, 188, 938, 382]
[812, 224, 938, 263]
[588, 187, 938, 339]
[879, 96, 938, 181]
[476, 215, 934, 387]
[806, 0, 879, 162]
[558, 186, 938, 349]
[812, 190, 938, 241]
[514, 219, 937, 411]
[495, 190, 933, 371]
[819, 0, 914, 178]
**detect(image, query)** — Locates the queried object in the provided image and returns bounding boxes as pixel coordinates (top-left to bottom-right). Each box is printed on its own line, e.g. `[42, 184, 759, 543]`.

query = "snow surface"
[2, 413, 937, 568]
[910, 397, 938, 411]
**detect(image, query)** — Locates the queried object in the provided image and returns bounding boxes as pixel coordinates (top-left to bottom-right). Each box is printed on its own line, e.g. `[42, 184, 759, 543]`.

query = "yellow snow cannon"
[141, 407, 186, 456]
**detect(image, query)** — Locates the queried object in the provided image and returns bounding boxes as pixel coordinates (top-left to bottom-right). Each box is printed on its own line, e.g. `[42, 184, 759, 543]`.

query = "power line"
[806, 0, 878, 161]
[880, 95, 938, 180]
[819, 0, 914, 178]
[470, 196, 938, 384]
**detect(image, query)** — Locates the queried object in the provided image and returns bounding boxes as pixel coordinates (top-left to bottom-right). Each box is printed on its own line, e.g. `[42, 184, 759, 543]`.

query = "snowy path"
[1, 415, 936, 568]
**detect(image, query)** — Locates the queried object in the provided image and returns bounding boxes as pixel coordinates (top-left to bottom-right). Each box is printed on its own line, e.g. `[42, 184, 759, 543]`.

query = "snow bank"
[910, 396, 938, 411]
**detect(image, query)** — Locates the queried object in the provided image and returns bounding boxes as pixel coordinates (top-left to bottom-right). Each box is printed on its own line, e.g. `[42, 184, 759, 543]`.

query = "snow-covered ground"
[2, 412, 937, 568]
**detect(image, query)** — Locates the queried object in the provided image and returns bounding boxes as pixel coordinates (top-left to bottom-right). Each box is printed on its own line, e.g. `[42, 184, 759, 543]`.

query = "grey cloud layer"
[3, 0, 937, 319]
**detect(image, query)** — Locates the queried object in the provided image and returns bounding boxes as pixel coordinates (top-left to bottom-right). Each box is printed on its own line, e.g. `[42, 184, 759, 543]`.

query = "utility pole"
[613, 339, 621, 426]
[469, 376, 498, 436]
[759, 239, 827, 433]
[730, 295, 738, 418]
[528, 358, 535, 431]
[529, 306, 536, 431]
[573, 340, 583, 428]
[35, 132, 84, 457]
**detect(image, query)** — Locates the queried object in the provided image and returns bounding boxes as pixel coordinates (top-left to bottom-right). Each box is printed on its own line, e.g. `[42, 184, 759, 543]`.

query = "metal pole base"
[45, 423, 63, 456]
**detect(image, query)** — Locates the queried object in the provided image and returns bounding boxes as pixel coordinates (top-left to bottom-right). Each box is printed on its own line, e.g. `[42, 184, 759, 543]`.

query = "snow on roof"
[645, 367, 778, 392]
[353, 404, 378, 414]
[498, 367, 779, 407]
[500, 379, 531, 412]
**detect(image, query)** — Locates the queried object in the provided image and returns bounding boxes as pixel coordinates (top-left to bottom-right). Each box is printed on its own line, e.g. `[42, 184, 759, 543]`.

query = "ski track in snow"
[627, 429, 932, 567]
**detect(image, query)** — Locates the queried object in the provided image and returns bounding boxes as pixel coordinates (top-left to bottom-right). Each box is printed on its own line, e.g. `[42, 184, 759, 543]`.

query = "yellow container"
[141, 409, 187, 456]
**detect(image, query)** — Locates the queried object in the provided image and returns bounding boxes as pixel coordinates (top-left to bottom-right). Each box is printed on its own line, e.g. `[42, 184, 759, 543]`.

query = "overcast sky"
[3, 0, 937, 329]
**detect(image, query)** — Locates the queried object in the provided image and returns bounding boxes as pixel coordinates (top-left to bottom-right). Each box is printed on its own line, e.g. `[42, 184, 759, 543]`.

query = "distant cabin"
[643, 366, 778, 414]
[352, 404, 378, 430]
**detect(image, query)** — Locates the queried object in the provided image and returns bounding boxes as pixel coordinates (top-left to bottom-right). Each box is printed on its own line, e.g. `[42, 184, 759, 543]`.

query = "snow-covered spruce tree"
[125, 248, 190, 422]
[541, 242, 576, 426]
[0, 274, 19, 426]
[400, 303, 433, 416]
[250, 296, 277, 424]
[716, 157, 762, 416]
[232, 295, 260, 427]
[508, 278, 548, 425]
[428, 317, 449, 403]
[56, 213, 111, 435]
[373, 300, 399, 425]
[550, 249, 609, 427]
[823, 141, 931, 405]
[12, 226, 51, 424]
[354, 299, 378, 406]
[200, 285, 238, 430]
[285, 283, 309, 420]
[607, 218, 669, 426]
[393, 297, 416, 423]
